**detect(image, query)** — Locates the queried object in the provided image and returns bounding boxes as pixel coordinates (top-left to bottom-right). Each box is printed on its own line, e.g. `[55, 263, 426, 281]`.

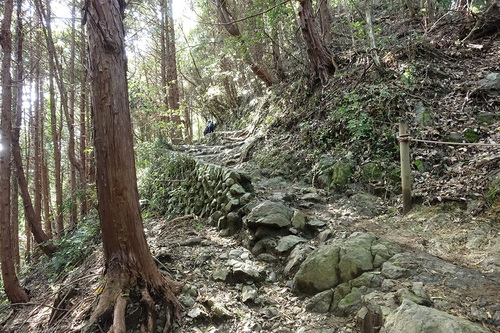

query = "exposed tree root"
[84, 269, 182, 333]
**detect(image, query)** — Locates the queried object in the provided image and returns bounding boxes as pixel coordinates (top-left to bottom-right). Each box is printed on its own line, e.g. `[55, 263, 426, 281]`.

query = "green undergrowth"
[40, 215, 101, 281]
[138, 139, 196, 216]
[246, 77, 406, 194]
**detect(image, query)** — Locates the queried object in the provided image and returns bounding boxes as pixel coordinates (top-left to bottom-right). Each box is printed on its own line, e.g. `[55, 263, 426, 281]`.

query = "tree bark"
[166, 0, 183, 144]
[79, 23, 89, 217]
[365, 0, 382, 71]
[319, 0, 333, 45]
[12, 86, 57, 255]
[9, 14, 56, 255]
[11, 0, 24, 271]
[0, 0, 29, 303]
[160, 0, 172, 139]
[270, 10, 285, 81]
[69, 0, 78, 229]
[298, 0, 336, 85]
[37, 0, 64, 238]
[220, 56, 238, 109]
[84, 0, 181, 331]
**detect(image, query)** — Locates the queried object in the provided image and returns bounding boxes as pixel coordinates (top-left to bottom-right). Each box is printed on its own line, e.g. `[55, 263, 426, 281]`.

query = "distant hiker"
[204, 120, 216, 136]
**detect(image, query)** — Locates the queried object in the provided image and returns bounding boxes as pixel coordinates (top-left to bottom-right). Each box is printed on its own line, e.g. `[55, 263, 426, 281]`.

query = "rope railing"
[398, 123, 500, 215]
[399, 136, 500, 147]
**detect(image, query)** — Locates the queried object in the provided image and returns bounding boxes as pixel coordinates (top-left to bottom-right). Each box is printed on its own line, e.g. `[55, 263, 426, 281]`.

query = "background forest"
[1, 0, 500, 331]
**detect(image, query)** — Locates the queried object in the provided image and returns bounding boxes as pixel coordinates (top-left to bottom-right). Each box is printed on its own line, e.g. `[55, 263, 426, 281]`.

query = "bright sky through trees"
[172, 0, 196, 32]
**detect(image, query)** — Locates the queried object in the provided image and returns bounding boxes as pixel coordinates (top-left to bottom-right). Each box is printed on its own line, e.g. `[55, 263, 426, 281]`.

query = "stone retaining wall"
[161, 155, 254, 235]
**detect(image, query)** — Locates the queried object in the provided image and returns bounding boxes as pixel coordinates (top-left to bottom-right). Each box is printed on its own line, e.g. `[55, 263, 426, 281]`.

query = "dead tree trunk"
[298, 0, 336, 85]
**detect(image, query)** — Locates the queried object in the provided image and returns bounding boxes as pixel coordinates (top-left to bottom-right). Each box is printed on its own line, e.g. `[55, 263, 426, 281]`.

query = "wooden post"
[399, 123, 412, 214]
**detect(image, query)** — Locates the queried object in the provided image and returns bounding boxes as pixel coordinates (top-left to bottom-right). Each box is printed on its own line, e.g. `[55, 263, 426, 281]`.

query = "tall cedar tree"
[0, 0, 29, 303]
[10, 0, 56, 255]
[84, 0, 181, 331]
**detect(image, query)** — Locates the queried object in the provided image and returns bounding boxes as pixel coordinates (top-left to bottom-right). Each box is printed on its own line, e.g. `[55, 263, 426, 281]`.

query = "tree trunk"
[214, 0, 278, 87]
[10, 21, 56, 255]
[0, 0, 29, 303]
[11, 0, 24, 271]
[37, 0, 64, 238]
[271, 11, 285, 81]
[12, 91, 57, 255]
[69, 0, 78, 229]
[365, 0, 382, 71]
[179, 79, 193, 144]
[79, 23, 89, 217]
[319, 0, 333, 44]
[33, 38, 42, 232]
[220, 56, 238, 109]
[160, 0, 171, 139]
[42, 150, 53, 235]
[298, 0, 336, 85]
[11, 166, 20, 270]
[84, 0, 181, 331]
[166, 0, 183, 144]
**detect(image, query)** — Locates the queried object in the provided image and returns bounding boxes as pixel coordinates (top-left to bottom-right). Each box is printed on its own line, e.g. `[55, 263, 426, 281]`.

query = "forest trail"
[154, 129, 500, 332]
[2, 129, 499, 333]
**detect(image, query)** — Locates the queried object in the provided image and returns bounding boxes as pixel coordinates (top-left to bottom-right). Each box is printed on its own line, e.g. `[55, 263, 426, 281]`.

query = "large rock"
[293, 233, 402, 295]
[381, 252, 492, 289]
[306, 289, 334, 313]
[291, 211, 307, 229]
[382, 299, 489, 333]
[338, 232, 376, 282]
[330, 161, 352, 189]
[349, 193, 385, 217]
[275, 235, 307, 253]
[284, 244, 314, 277]
[292, 244, 341, 295]
[246, 200, 292, 228]
[229, 260, 265, 283]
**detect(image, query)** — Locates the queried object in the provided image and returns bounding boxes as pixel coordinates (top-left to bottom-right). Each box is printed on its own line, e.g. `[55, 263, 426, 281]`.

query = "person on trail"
[204, 120, 216, 136]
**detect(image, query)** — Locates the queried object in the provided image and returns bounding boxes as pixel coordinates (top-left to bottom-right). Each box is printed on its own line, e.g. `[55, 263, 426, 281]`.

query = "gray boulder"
[306, 289, 334, 313]
[479, 72, 500, 90]
[251, 237, 277, 256]
[284, 244, 314, 277]
[293, 233, 402, 295]
[291, 211, 307, 229]
[382, 299, 489, 333]
[292, 244, 341, 295]
[338, 232, 376, 282]
[381, 252, 490, 289]
[242, 285, 259, 303]
[276, 235, 307, 253]
[246, 200, 293, 228]
[229, 260, 265, 283]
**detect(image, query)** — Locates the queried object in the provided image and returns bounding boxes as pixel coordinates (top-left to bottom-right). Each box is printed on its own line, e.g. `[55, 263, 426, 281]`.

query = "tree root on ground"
[84, 270, 182, 333]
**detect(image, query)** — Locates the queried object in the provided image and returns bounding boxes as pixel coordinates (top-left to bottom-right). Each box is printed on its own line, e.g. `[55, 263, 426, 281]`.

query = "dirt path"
[159, 131, 500, 332]
[2, 131, 499, 333]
